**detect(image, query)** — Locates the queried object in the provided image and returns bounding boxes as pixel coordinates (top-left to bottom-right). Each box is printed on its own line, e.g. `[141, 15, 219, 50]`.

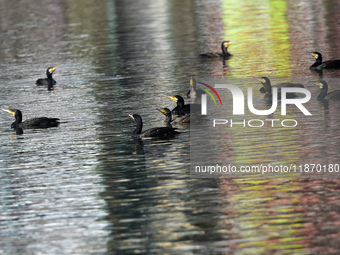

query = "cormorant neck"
[47, 72, 53, 88]
[317, 83, 328, 100]
[267, 84, 272, 94]
[311, 56, 322, 69]
[164, 113, 172, 125]
[262, 79, 272, 94]
[133, 118, 143, 135]
[221, 44, 226, 54]
[11, 114, 22, 128]
[221, 44, 230, 56]
[176, 98, 185, 110]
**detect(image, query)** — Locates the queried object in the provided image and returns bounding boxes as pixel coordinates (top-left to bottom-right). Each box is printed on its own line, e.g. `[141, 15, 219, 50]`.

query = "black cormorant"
[258, 77, 304, 93]
[316, 80, 340, 100]
[3, 109, 60, 129]
[309, 52, 340, 71]
[167, 95, 200, 116]
[129, 114, 179, 138]
[259, 81, 299, 102]
[157, 108, 190, 126]
[36, 66, 58, 86]
[199, 41, 232, 58]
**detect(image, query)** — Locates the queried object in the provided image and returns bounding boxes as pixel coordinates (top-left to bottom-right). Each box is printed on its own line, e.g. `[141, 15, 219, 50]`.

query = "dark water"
[1, 0, 340, 254]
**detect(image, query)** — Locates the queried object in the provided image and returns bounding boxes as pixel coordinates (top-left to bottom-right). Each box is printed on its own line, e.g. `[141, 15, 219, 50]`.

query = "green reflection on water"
[219, 0, 301, 166]
[222, 0, 293, 77]
[227, 179, 306, 253]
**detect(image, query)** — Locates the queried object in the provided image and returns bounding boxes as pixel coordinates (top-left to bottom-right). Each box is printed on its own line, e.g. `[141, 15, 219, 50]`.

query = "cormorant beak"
[306, 51, 317, 58]
[316, 82, 323, 88]
[226, 41, 232, 46]
[156, 108, 166, 114]
[306, 52, 318, 59]
[251, 76, 264, 83]
[2, 109, 15, 116]
[129, 114, 135, 120]
[253, 77, 265, 83]
[167, 96, 178, 102]
[50, 66, 58, 73]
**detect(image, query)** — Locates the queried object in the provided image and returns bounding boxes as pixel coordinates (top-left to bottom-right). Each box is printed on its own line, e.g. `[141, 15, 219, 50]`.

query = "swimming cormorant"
[258, 77, 304, 93]
[167, 95, 200, 116]
[36, 66, 58, 86]
[309, 52, 340, 71]
[316, 80, 340, 100]
[3, 109, 60, 129]
[129, 114, 179, 138]
[199, 41, 232, 58]
[157, 108, 190, 126]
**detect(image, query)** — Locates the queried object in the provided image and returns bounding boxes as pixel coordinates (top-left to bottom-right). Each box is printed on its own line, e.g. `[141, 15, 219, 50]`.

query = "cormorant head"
[310, 52, 322, 60]
[190, 76, 196, 88]
[129, 114, 142, 123]
[3, 109, 23, 128]
[259, 77, 270, 85]
[316, 80, 327, 89]
[222, 41, 232, 48]
[2, 109, 21, 118]
[168, 95, 184, 104]
[46, 66, 58, 75]
[258, 77, 272, 93]
[157, 108, 171, 116]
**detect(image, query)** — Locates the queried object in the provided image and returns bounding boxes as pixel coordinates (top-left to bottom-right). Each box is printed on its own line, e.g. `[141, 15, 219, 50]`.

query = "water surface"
[1, 0, 340, 254]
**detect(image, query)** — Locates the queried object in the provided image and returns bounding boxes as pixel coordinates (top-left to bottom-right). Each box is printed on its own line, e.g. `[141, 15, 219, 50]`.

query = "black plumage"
[36, 66, 58, 86]
[129, 114, 179, 138]
[258, 77, 302, 101]
[309, 52, 340, 71]
[258, 77, 304, 93]
[199, 41, 232, 58]
[168, 95, 200, 116]
[158, 108, 190, 126]
[316, 80, 340, 101]
[3, 109, 60, 129]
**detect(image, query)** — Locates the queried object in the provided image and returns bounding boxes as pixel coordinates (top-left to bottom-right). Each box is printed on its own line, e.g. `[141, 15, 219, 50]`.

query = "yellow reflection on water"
[219, 178, 306, 254]
[222, 0, 293, 77]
